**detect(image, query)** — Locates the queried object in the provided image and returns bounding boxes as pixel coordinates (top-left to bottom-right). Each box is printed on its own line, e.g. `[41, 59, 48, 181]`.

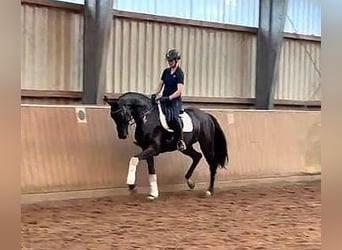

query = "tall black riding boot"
[174, 119, 186, 151]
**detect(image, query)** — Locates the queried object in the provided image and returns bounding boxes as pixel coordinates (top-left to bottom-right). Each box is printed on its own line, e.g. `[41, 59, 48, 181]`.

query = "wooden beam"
[105, 94, 255, 105]
[112, 9, 258, 34]
[21, 90, 82, 99]
[104, 93, 320, 108]
[274, 99, 319, 106]
[21, 89, 320, 109]
[284, 32, 321, 42]
[21, 0, 83, 12]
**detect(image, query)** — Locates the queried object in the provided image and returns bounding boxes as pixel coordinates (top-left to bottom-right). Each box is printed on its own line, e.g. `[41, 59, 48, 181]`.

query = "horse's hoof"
[187, 179, 195, 190]
[128, 185, 137, 193]
[146, 195, 157, 201]
[205, 190, 213, 196]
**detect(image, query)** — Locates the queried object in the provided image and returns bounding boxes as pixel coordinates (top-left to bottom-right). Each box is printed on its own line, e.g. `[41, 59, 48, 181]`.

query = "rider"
[151, 48, 186, 151]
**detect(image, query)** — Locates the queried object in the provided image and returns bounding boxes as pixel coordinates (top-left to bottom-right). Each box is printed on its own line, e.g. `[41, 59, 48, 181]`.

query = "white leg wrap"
[149, 174, 159, 198]
[126, 157, 139, 185]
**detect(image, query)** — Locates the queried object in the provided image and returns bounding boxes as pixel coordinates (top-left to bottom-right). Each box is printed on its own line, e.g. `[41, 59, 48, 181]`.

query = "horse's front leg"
[146, 156, 158, 200]
[126, 144, 160, 200]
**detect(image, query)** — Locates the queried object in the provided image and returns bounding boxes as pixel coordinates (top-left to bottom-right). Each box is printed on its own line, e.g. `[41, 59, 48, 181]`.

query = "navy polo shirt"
[161, 67, 184, 98]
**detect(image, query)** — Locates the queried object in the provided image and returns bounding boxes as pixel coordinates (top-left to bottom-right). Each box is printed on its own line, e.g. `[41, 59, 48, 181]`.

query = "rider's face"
[168, 59, 177, 68]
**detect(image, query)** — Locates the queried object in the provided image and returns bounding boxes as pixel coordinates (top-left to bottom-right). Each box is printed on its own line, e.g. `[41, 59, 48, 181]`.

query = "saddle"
[157, 102, 193, 133]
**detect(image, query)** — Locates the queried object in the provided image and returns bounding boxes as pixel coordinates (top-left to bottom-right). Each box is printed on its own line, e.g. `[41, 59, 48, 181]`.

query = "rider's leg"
[170, 100, 186, 151]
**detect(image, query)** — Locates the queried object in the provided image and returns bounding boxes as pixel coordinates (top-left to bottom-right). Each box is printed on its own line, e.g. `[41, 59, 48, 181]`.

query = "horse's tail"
[209, 114, 229, 168]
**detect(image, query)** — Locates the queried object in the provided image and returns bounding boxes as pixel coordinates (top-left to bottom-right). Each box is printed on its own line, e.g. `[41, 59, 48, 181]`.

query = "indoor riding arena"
[21, 0, 321, 249]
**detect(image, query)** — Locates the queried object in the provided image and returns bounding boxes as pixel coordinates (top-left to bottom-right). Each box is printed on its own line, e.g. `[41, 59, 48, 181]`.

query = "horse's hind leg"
[181, 145, 202, 190]
[207, 164, 217, 196]
[199, 142, 217, 196]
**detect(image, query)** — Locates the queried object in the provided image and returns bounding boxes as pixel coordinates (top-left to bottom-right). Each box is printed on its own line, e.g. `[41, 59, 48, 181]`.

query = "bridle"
[111, 102, 157, 127]
[111, 108, 135, 126]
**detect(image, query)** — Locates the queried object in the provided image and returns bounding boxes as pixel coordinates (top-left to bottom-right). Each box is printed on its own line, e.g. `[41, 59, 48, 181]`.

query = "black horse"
[104, 92, 229, 200]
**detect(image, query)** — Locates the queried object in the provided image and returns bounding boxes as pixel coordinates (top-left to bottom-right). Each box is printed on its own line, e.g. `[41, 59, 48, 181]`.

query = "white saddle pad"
[157, 103, 193, 133]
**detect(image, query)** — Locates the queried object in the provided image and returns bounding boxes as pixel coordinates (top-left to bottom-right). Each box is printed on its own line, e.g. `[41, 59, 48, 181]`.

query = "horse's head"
[104, 96, 131, 139]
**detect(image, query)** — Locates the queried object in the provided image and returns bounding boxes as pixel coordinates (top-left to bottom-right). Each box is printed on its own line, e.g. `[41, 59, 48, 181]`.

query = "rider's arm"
[169, 70, 184, 100]
[169, 84, 183, 100]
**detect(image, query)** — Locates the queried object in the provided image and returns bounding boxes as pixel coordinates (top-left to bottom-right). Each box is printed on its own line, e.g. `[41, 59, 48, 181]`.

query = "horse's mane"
[118, 91, 152, 107]
[119, 92, 150, 101]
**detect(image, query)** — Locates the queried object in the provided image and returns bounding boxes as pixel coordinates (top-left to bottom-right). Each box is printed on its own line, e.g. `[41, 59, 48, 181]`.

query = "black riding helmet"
[166, 49, 181, 61]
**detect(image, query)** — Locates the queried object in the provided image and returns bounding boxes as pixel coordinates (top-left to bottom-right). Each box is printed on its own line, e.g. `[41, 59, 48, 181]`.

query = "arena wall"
[22, 105, 321, 197]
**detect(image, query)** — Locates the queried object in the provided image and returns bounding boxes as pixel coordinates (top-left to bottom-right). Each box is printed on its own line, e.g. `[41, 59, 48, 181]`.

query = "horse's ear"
[103, 95, 117, 106]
